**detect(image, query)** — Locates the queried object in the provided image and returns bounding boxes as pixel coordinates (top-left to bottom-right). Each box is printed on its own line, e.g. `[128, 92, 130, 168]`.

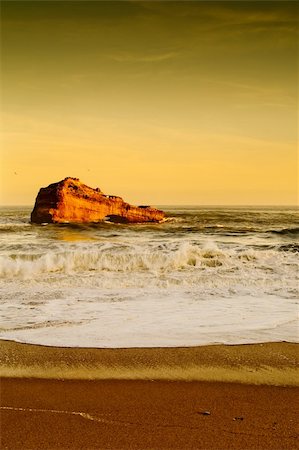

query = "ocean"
[0, 205, 298, 348]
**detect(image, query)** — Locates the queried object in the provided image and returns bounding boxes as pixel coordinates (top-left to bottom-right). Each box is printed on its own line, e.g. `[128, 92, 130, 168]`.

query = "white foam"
[0, 240, 297, 281]
[0, 289, 297, 347]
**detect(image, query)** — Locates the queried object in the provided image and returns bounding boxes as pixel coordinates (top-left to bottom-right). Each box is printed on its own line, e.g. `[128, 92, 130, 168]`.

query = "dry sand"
[0, 340, 298, 449]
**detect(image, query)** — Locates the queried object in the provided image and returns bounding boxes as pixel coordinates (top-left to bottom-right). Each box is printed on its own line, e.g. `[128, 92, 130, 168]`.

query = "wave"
[0, 241, 296, 279]
[0, 243, 213, 277]
[269, 227, 299, 236]
[159, 222, 299, 236]
[278, 244, 299, 253]
[1, 216, 299, 238]
[0, 223, 31, 233]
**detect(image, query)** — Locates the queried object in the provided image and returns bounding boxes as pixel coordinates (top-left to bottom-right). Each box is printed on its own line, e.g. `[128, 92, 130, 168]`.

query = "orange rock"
[31, 178, 165, 224]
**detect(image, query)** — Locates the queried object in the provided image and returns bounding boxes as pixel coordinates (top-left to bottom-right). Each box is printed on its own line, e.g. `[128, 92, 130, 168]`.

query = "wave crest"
[0, 243, 225, 278]
[0, 240, 296, 280]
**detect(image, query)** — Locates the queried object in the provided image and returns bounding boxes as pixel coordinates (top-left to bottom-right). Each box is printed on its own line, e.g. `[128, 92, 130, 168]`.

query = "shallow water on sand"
[0, 205, 298, 347]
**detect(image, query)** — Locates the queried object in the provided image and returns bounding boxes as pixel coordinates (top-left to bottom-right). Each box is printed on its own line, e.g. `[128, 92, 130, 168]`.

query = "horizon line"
[1, 204, 298, 208]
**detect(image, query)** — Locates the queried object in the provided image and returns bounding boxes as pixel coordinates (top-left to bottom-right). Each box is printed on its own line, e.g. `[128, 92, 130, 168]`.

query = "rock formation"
[31, 178, 165, 224]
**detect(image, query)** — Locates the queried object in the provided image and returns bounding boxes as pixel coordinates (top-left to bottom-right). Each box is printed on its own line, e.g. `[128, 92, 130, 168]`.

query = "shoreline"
[0, 339, 298, 385]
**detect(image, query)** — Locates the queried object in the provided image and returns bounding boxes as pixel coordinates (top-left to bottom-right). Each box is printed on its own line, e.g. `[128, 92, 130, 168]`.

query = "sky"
[1, 0, 298, 206]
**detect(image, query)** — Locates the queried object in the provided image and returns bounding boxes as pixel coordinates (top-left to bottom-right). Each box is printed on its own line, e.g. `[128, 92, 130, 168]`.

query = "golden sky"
[1, 1, 298, 205]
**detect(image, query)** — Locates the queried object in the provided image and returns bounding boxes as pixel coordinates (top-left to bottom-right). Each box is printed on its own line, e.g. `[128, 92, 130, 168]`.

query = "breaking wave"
[269, 227, 299, 236]
[0, 243, 217, 277]
[0, 241, 296, 279]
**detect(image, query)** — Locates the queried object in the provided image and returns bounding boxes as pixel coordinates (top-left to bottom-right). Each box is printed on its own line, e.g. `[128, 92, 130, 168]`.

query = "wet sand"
[1, 340, 298, 449]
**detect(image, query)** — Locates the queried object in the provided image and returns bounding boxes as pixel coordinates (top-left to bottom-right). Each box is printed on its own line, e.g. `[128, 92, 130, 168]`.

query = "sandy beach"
[1, 340, 298, 449]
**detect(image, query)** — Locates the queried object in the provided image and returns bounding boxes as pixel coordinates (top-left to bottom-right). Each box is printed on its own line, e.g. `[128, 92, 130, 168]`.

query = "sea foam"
[0, 206, 298, 347]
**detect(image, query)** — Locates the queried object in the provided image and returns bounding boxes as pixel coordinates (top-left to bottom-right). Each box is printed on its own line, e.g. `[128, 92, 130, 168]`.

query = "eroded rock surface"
[31, 178, 165, 224]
